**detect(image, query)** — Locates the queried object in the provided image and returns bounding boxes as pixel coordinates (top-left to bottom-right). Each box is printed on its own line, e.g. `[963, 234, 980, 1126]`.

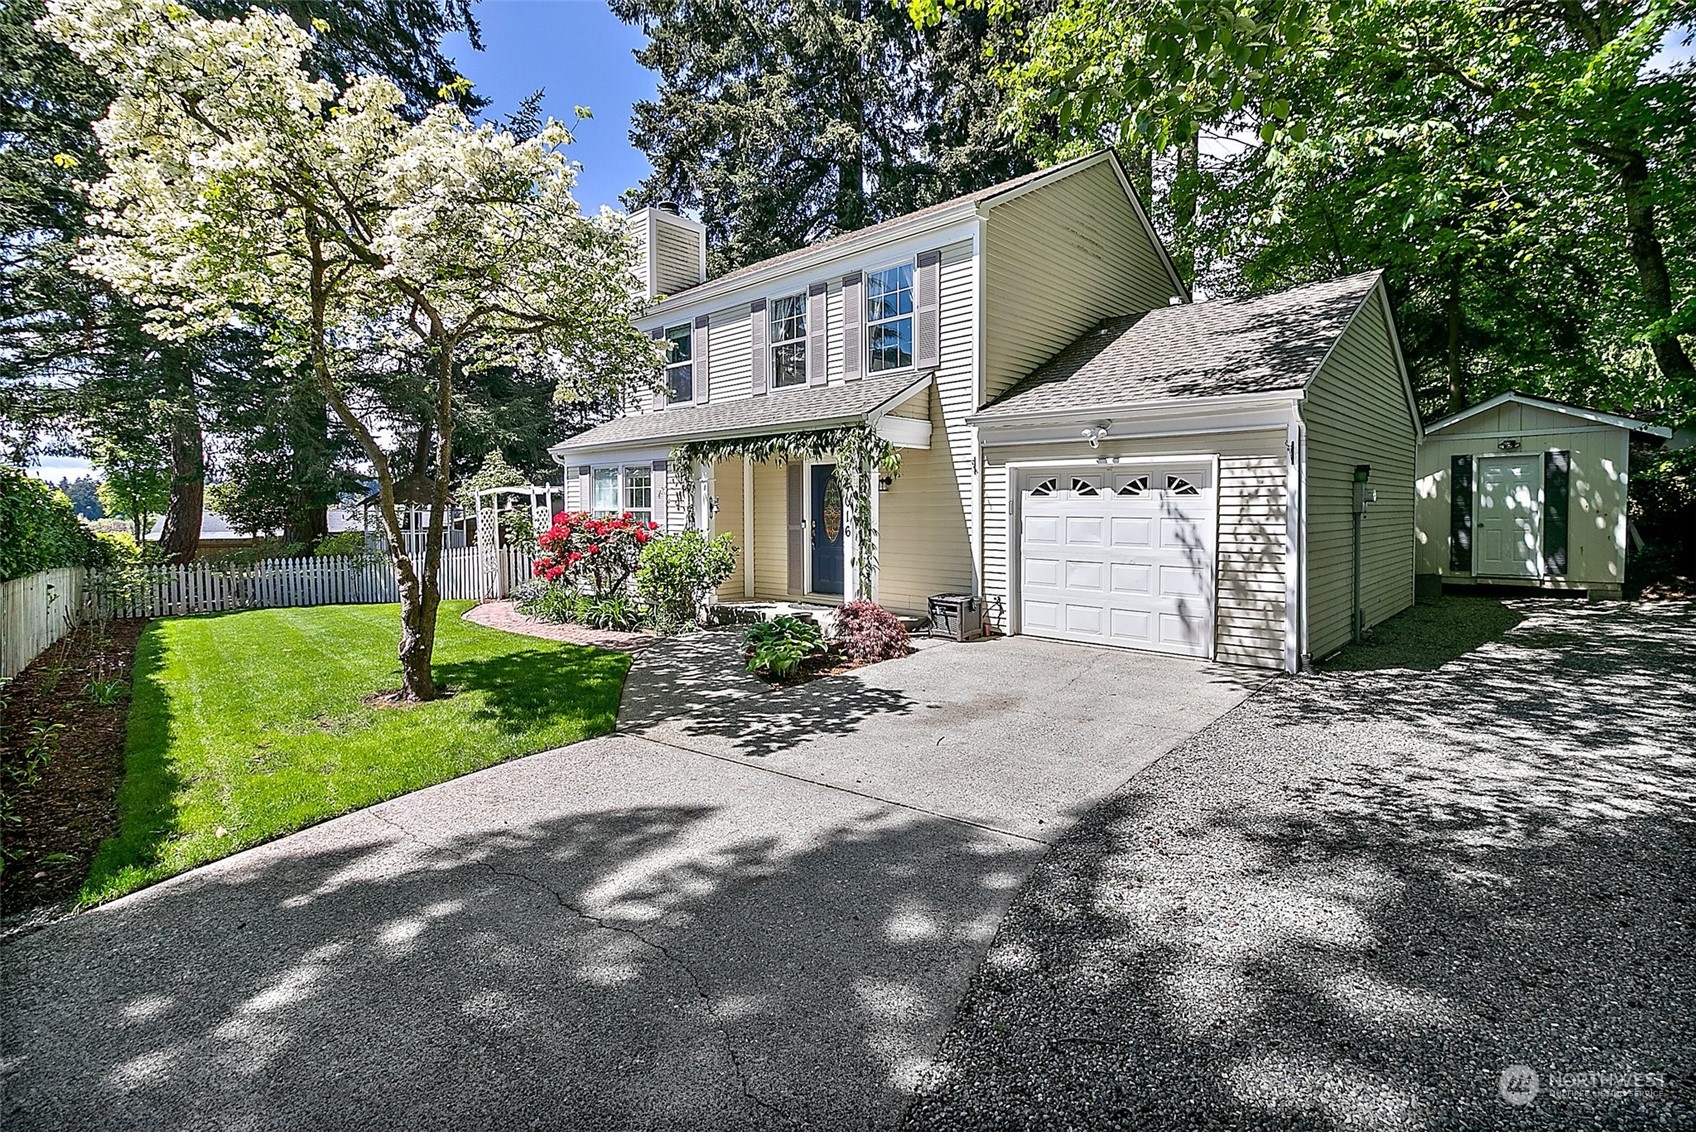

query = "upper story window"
[866, 262, 914, 373]
[664, 324, 693, 404]
[770, 293, 807, 389]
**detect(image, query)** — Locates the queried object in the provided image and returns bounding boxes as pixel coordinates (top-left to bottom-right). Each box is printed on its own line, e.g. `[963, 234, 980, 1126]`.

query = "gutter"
[967, 388, 1307, 428]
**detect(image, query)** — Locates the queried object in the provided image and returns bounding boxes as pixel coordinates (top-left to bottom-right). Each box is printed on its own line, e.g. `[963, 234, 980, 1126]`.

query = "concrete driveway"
[1, 634, 1267, 1131]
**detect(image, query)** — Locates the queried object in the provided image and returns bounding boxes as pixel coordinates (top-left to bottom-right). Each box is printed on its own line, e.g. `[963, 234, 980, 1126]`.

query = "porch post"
[743, 455, 755, 599]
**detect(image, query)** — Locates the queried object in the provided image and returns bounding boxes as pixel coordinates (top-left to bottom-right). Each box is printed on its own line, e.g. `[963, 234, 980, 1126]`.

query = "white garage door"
[1018, 465, 1216, 657]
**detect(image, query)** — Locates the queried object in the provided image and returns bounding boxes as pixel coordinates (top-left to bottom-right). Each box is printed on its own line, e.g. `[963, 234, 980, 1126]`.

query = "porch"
[550, 372, 976, 618]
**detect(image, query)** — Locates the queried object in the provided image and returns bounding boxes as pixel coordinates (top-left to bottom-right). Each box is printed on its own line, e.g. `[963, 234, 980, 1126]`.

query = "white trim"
[1373, 280, 1425, 439]
[643, 216, 979, 326]
[765, 288, 811, 393]
[970, 389, 1303, 428]
[743, 455, 755, 599]
[548, 372, 931, 459]
[1427, 391, 1671, 438]
[979, 399, 1302, 451]
[863, 257, 918, 379]
[971, 216, 988, 598]
[1283, 418, 1301, 674]
[875, 416, 932, 448]
[661, 321, 697, 409]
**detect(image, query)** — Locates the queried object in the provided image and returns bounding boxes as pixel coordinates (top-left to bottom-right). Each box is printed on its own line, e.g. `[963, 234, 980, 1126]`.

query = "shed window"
[866, 262, 914, 373]
[664, 324, 693, 404]
[770, 294, 807, 389]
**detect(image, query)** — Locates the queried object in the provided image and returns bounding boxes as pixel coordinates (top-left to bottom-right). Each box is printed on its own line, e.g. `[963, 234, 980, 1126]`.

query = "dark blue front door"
[810, 464, 844, 595]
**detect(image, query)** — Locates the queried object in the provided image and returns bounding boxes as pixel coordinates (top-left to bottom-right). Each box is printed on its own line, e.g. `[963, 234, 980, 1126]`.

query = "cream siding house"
[550, 151, 1422, 671]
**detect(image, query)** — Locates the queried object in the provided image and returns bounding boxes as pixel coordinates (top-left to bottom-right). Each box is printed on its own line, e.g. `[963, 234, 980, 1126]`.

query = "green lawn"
[83, 601, 629, 905]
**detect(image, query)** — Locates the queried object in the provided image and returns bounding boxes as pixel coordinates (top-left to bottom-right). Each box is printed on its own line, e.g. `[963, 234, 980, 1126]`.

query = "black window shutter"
[1450, 454, 1473, 572]
[1544, 449, 1570, 574]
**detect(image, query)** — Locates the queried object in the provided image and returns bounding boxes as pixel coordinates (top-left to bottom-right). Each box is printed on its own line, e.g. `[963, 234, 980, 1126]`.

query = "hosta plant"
[744, 616, 825, 681]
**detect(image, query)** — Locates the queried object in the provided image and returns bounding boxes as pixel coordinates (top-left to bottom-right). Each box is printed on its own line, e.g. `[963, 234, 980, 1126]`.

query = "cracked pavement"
[1, 634, 1263, 1130]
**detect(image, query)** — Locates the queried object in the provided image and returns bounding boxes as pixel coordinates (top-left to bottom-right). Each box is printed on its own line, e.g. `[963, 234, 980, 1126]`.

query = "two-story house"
[549, 151, 1422, 672]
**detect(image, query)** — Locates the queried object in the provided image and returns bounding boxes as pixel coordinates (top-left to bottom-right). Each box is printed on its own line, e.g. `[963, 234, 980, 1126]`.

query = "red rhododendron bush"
[532, 511, 658, 599]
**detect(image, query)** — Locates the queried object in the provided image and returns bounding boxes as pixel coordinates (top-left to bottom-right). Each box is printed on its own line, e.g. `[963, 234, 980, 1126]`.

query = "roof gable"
[1424, 391, 1672, 438]
[974, 271, 1383, 418]
[646, 150, 1182, 317]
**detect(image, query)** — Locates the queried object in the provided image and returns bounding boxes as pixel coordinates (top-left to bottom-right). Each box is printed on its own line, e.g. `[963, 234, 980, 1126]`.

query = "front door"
[810, 464, 844, 595]
[1474, 454, 1541, 577]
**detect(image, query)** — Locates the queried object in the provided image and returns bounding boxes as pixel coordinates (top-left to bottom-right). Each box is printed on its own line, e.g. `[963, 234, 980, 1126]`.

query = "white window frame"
[769, 291, 808, 391]
[864, 259, 915, 376]
[623, 464, 654, 526]
[590, 465, 654, 525]
[663, 323, 693, 406]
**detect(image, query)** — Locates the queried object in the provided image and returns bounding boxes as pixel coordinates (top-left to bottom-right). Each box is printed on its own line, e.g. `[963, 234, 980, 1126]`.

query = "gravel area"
[903, 599, 1696, 1130]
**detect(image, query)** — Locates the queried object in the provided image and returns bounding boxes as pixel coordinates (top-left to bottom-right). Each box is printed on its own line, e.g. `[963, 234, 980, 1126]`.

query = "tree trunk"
[1615, 149, 1696, 389]
[1446, 265, 1467, 413]
[396, 345, 456, 702]
[156, 350, 204, 564]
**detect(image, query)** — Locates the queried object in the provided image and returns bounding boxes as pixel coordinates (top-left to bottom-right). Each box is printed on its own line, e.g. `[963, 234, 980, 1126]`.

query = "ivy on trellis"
[669, 426, 901, 597]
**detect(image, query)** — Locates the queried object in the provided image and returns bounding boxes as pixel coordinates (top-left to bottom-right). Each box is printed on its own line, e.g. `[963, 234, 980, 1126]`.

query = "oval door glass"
[822, 477, 843, 542]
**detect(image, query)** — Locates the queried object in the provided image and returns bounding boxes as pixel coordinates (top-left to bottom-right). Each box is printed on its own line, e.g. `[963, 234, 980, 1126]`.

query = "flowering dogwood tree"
[45, 0, 661, 700]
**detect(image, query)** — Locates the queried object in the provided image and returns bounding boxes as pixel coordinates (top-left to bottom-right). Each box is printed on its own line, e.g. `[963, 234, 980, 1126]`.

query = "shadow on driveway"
[905, 600, 1696, 1129]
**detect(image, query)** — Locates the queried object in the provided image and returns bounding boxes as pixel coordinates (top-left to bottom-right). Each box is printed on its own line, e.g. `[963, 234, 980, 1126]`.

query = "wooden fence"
[0, 546, 539, 676]
[1, 568, 87, 680]
[103, 546, 538, 619]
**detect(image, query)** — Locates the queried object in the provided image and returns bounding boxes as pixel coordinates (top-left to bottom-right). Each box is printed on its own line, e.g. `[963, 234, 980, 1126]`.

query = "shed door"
[1018, 466, 1215, 657]
[1474, 455, 1542, 578]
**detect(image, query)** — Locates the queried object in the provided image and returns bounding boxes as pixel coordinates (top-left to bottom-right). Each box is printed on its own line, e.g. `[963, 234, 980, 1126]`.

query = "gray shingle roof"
[976, 271, 1383, 419]
[551, 371, 930, 454]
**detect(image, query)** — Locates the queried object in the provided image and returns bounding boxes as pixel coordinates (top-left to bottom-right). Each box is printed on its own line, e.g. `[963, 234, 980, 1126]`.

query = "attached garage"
[1017, 463, 1215, 656]
[972, 271, 1421, 672]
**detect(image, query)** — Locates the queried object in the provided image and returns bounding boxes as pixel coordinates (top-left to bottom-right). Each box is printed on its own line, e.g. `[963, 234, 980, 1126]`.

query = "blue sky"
[445, 0, 658, 214]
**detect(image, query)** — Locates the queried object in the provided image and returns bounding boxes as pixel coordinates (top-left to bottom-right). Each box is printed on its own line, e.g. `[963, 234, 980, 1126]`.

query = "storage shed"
[1415, 392, 1671, 598]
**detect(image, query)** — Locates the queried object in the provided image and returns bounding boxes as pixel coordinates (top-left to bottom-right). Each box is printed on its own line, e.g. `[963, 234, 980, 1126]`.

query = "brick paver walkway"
[463, 600, 655, 652]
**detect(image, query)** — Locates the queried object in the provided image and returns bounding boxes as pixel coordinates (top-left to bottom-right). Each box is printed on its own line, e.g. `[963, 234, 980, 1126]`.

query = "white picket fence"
[1, 567, 87, 680]
[0, 547, 541, 679]
[103, 546, 539, 619]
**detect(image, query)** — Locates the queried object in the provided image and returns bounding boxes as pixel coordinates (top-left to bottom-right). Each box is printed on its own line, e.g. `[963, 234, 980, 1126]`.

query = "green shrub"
[512, 579, 586, 623]
[581, 595, 641, 631]
[1630, 444, 1696, 578]
[744, 615, 824, 680]
[0, 468, 100, 582]
[636, 529, 739, 632]
[315, 530, 378, 565]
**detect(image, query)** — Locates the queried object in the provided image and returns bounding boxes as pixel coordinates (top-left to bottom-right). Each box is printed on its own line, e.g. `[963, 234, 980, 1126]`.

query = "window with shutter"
[914, 249, 940, 370]
[841, 272, 863, 381]
[692, 314, 710, 403]
[807, 281, 828, 386]
[865, 261, 914, 374]
[749, 298, 769, 395]
[768, 293, 807, 389]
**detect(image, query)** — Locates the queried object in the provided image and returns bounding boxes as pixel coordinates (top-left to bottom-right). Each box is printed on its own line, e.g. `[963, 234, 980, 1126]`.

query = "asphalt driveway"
[0, 633, 1265, 1131]
[904, 599, 1696, 1130]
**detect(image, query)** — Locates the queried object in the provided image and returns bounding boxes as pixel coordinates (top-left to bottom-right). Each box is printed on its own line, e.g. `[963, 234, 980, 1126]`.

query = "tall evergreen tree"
[614, 0, 1041, 273]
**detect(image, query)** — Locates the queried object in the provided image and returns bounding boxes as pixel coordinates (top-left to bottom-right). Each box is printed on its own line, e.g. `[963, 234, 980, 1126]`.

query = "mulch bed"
[1, 619, 147, 915]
